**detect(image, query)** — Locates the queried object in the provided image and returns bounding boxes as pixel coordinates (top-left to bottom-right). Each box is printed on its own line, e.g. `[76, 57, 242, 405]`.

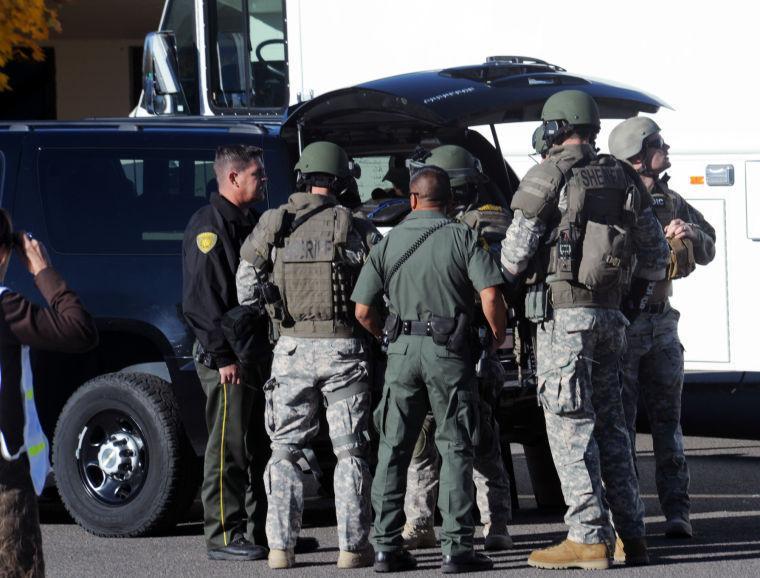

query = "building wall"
[52, 39, 144, 120]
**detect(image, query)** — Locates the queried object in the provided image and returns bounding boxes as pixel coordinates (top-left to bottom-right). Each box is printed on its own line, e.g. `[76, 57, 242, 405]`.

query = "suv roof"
[285, 55, 670, 136]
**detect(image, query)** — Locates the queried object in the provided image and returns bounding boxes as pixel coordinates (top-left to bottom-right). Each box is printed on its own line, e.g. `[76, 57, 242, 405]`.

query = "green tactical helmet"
[532, 125, 549, 156]
[608, 117, 661, 160]
[294, 141, 350, 178]
[410, 144, 483, 188]
[541, 89, 601, 130]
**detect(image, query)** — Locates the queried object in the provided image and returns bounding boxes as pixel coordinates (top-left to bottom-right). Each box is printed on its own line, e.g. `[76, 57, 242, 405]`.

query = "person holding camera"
[0, 209, 98, 577]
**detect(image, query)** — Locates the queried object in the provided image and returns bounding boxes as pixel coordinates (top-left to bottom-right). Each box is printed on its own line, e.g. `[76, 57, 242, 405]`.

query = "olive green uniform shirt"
[351, 210, 504, 319]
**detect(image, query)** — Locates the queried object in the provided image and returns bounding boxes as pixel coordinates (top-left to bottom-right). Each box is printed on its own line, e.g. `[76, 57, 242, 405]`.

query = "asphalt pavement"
[40, 434, 760, 577]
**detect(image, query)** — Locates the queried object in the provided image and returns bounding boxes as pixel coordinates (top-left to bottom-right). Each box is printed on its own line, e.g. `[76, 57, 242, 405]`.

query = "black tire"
[53, 372, 200, 537]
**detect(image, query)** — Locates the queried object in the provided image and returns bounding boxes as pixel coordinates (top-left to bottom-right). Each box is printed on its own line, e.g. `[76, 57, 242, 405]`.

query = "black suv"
[0, 57, 666, 537]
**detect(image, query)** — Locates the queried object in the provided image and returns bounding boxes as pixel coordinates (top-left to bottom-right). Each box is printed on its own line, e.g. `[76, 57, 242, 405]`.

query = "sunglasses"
[645, 135, 667, 150]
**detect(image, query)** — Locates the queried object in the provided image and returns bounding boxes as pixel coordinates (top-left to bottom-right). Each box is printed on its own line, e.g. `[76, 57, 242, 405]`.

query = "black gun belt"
[640, 301, 668, 314]
[401, 320, 433, 336]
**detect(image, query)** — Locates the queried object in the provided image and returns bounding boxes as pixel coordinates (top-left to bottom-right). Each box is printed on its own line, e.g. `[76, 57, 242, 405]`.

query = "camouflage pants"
[0, 458, 44, 578]
[620, 305, 690, 520]
[263, 336, 372, 552]
[404, 401, 511, 530]
[536, 307, 645, 544]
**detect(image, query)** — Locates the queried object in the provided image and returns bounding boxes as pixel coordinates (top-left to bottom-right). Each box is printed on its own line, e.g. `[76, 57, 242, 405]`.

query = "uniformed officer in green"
[353, 166, 507, 574]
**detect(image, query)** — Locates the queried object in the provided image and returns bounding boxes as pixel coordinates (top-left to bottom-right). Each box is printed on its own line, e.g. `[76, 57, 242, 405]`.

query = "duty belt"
[640, 301, 668, 314]
[401, 320, 433, 336]
[194, 343, 217, 370]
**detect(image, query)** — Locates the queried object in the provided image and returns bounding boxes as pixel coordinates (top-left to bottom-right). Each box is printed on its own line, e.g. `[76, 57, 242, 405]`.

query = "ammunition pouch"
[525, 283, 552, 323]
[667, 236, 696, 280]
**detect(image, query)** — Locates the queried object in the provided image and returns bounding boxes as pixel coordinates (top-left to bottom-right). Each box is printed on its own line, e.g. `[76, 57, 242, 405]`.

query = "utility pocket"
[578, 221, 629, 291]
[455, 389, 479, 447]
[538, 353, 589, 415]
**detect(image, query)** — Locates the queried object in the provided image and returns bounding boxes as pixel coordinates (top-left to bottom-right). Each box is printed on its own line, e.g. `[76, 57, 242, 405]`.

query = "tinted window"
[38, 148, 216, 254]
[0, 151, 4, 202]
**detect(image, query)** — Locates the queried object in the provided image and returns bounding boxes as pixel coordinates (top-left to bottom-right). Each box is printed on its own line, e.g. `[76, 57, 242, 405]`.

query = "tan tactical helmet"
[608, 117, 661, 160]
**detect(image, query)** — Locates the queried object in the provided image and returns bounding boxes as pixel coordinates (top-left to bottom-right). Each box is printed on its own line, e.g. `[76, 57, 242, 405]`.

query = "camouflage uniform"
[237, 192, 380, 553]
[501, 144, 670, 545]
[263, 336, 372, 552]
[620, 178, 715, 522]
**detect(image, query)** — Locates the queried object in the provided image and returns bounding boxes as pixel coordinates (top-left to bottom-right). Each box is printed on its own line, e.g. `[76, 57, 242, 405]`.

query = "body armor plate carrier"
[522, 153, 640, 308]
[272, 204, 358, 337]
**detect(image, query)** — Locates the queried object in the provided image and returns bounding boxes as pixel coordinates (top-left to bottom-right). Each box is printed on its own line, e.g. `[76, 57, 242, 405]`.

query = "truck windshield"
[211, 0, 288, 111]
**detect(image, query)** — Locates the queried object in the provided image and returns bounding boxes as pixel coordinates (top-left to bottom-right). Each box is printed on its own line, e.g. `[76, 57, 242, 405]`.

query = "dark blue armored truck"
[0, 0, 667, 537]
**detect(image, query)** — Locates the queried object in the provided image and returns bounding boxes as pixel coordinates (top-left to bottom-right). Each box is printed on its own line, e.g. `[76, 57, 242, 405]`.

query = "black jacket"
[182, 193, 258, 368]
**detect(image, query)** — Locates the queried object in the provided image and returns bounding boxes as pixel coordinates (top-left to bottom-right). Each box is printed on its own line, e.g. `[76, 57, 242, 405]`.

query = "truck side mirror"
[142, 31, 189, 115]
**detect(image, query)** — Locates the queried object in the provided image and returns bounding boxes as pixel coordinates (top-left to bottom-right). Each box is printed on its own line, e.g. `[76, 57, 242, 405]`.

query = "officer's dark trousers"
[371, 336, 478, 556]
[196, 359, 271, 549]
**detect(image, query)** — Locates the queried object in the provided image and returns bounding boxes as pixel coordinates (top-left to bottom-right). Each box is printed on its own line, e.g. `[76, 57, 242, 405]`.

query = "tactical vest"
[460, 204, 512, 258]
[272, 203, 358, 338]
[650, 181, 675, 227]
[536, 154, 639, 308]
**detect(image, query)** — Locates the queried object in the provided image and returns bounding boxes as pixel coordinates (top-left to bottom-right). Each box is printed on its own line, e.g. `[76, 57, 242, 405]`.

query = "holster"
[445, 312, 469, 355]
[430, 315, 457, 346]
[383, 313, 401, 344]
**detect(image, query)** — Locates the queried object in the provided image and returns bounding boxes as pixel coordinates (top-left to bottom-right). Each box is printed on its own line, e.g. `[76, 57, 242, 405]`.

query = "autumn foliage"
[0, 0, 63, 91]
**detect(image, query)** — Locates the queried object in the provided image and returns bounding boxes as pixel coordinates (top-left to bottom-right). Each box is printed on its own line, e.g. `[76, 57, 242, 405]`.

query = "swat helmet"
[541, 90, 601, 146]
[294, 141, 360, 195]
[608, 117, 661, 160]
[407, 144, 485, 207]
[532, 125, 549, 157]
[408, 145, 484, 187]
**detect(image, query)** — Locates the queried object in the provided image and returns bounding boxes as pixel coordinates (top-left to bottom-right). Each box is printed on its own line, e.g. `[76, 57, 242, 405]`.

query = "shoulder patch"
[196, 232, 218, 254]
[477, 204, 504, 212]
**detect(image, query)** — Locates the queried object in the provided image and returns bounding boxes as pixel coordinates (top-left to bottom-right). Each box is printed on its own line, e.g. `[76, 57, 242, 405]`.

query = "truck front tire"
[53, 372, 199, 537]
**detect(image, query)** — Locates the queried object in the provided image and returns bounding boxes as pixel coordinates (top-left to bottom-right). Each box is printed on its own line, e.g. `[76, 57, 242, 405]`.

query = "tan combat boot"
[268, 548, 295, 569]
[528, 539, 610, 570]
[337, 545, 375, 569]
[613, 536, 649, 565]
[483, 523, 514, 551]
[402, 522, 437, 549]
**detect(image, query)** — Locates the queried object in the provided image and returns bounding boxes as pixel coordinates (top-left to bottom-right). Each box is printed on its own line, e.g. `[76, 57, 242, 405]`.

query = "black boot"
[374, 549, 418, 573]
[295, 536, 320, 553]
[207, 534, 268, 561]
[441, 550, 494, 573]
